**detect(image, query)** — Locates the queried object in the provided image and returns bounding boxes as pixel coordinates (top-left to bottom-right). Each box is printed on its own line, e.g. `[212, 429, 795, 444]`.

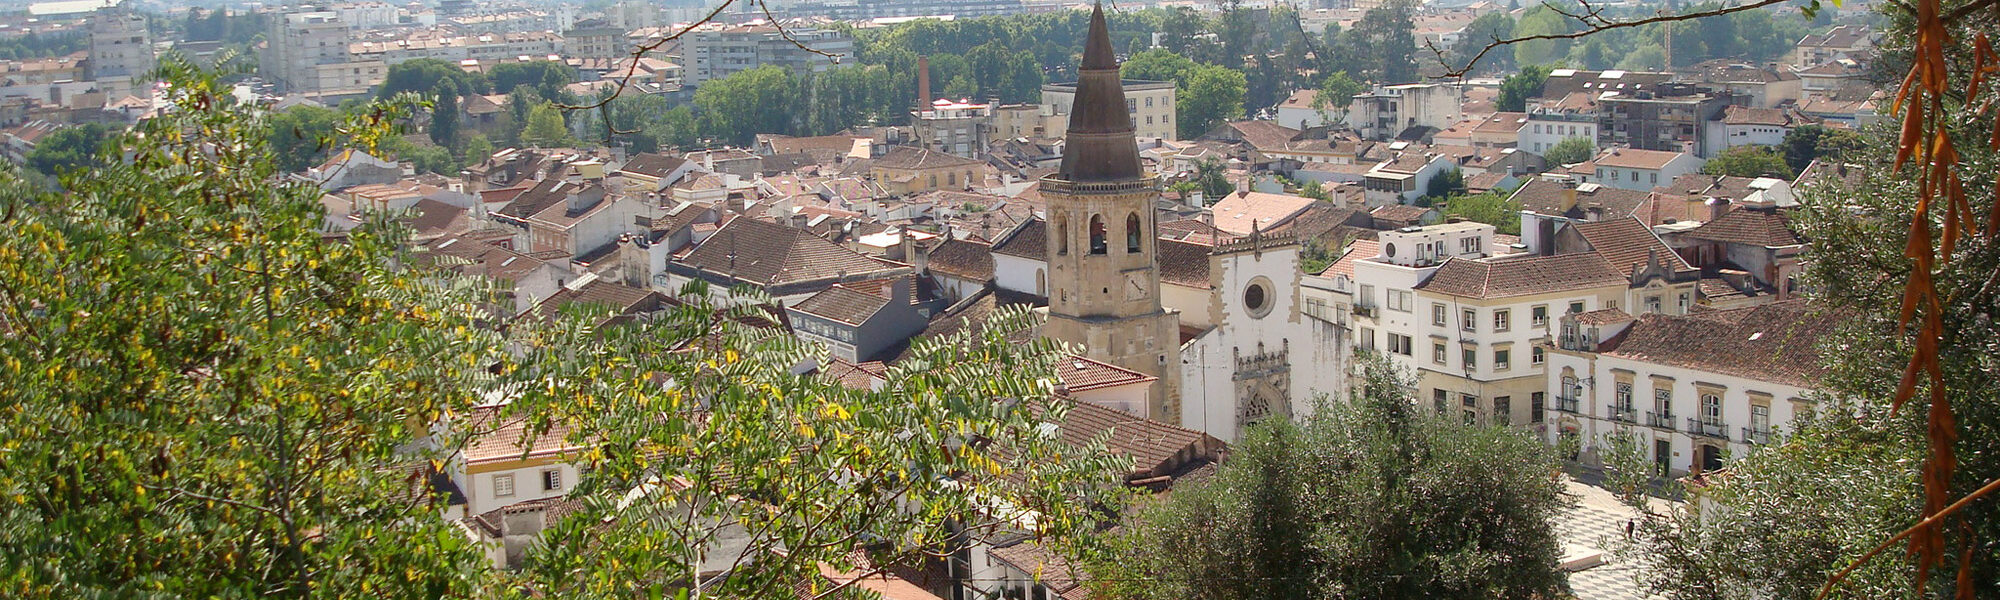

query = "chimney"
[917, 56, 931, 108]
[1707, 196, 1731, 221]
[1560, 183, 1580, 213]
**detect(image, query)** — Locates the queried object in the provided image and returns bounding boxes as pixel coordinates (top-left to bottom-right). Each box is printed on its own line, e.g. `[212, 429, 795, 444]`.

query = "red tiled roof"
[1681, 207, 1802, 247]
[1416, 253, 1628, 298]
[1601, 300, 1832, 388]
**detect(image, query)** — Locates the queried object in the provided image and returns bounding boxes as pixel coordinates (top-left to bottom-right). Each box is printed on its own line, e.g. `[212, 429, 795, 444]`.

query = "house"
[1197, 120, 1303, 167]
[1545, 300, 1832, 476]
[1205, 190, 1318, 235]
[1548, 217, 1704, 313]
[923, 238, 995, 302]
[1521, 92, 1599, 157]
[787, 276, 946, 363]
[1352, 83, 1464, 141]
[1596, 84, 1737, 158]
[612, 152, 699, 194]
[1662, 203, 1806, 304]
[1275, 88, 1345, 130]
[1793, 25, 1872, 67]
[868, 146, 983, 195]
[1797, 59, 1867, 93]
[419, 231, 570, 315]
[1469, 111, 1527, 148]
[307, 148, 404, 190]
[1361, 144, 1451, 206]
[1591, 148, 1703, 191]
[663, 216, 911, 305]
[1715, 106, 1810, 149]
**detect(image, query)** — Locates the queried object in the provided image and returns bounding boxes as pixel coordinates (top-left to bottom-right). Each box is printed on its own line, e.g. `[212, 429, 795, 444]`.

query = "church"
[986, 5, 1351, 442]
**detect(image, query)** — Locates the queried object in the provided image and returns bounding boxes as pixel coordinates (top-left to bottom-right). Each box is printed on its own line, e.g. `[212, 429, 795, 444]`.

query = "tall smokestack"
[917, 56, 931, 108]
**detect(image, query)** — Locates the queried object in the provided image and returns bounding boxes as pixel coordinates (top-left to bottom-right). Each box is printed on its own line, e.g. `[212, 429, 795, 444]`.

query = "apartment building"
[87, 6, 152, 96]
[1596, 83, 1737, 158]
[261, 10, 362, 94]
[1545, 300, 1830, 476]
[1591, 147, 1704, 191]
[683, 22, 852, 86]
[348, 31, 564, 66]
[1041, 79, 1176, 141]
[912, 98, 991, 158]
[1352, 83, 1463, 140]
[562, 19, 626, 61]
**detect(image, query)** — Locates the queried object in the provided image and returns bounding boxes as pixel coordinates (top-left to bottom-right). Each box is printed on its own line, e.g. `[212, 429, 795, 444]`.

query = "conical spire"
[1057, 2, 1143, 183]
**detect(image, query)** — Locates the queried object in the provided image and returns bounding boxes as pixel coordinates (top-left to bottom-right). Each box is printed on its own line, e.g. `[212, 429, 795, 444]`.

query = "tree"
[1424, 168, 1465, 200]
[1616, 44, 1668, 71]
[1442, 190, 1523, 235]
[1702, 145, 1792, 179]
[1453, 12, 1517, 73]
[693, 65, 799, 145]
[1510, 7, 1572, 68]
[1178, 64, 1247, 138]
[1095, 355, 1569, 600]
[1779, 124, 1864, 174]
[1496, 64, 1551, 112]
[1348, 0, 1418, 83]
[1194, 157, 1232, 199]
[0, 57, 1126, 599]
[488, 61, 575, 102]
[462, 133, 493, 165]
[1543, 136, 1596, 166]
[1120, 48, 1197, 83]
[377, 58, 483, 99]
[1310, 71, 1366, 126]
[429, 82, 459, 148]
[1297, 178, 1330, 201]
[520, 101, 571, 148]
[25, 122, 111, 176]
[268, 104, 344, 172]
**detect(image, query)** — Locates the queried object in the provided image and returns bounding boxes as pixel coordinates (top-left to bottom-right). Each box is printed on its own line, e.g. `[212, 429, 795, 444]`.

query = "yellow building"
[869, 146, 983, 196]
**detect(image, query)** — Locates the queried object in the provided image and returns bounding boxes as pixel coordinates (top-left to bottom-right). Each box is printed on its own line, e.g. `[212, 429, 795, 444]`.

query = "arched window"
[1125, 213, 1142, 254]
[1055, 216, 1069, 255]
[1088, 215, 1107, 255]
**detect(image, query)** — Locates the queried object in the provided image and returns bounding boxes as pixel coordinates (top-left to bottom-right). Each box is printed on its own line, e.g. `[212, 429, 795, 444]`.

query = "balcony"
[1553, 395, 1581, 414]
[1742, 427, 1773, 444]
[1609, 406, 1637, 423]
[1686, 417, 1730, 440]
[1646, 411, 1676, 430]
[1354, 305, 1378, 318]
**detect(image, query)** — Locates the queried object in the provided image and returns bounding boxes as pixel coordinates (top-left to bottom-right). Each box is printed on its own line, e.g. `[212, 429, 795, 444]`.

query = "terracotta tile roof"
[793, 284, 892, 326]
[530, 278, 667, 321]
[926, 239, 994, 282]
[1321, 239, 1380, 278]
[1473, 112, 1528, 133]
[873, 146, 981, 170]
[1567, 217, 1694, 276]
[1572, 307, 1633, 325]
[615, 152, 688, 178]
[1057, 355, 1158, 393]
[1054, 400, 1217, 479]
[418, 234, 549, 283]
[987, 539, 1088, 600]
[1416, 253, 1627, 298]
[1594, 148, 1688, 170]
[1278, 88, 1317, 110]
[1212, 120, 1302, 151]
[460, 405, 583, 465]
[1207, 191, 1316, 235]
[989, 218, 1047, 260]
[820, 358, 888, 391]
[1509, 179, 1652, 220]
[679, 218, 902, 286]
[1681, 207, 1802, 247]
[1370, 203, 1432, 224]
[1156, 238, 1213, 288]
[1600, 300, 1832, 388]
[410, 198, 469, 237]
[1721, 106, 1804, 127]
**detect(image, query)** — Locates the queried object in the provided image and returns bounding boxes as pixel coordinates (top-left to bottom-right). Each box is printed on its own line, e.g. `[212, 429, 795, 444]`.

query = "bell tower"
[1043, 2, 1183, 423]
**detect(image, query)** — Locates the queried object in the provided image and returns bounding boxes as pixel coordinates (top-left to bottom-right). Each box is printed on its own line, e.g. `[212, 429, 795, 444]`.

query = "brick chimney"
[917, 56, 931, 108]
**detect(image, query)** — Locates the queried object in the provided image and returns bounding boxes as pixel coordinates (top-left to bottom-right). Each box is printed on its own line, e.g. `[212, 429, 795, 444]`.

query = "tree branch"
[1813, 475, 2000, 600]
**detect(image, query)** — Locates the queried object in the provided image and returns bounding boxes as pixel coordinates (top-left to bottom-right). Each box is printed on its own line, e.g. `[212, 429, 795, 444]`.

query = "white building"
[87, 6, 153, 97]
[1591, 148, 1704, 191]
[1361, 144, 1451, 206]
[1544, 300, 1829, 476]
[1521, 93, 1599, 157]
[912, 98, 992, 158]
[1713, 106, 1808, 149]
[1352, 83, 1464, 140]
[1172, 234, 1349, 442]
[1041, 79, 1177, 141]
[683, 21, 852, 86]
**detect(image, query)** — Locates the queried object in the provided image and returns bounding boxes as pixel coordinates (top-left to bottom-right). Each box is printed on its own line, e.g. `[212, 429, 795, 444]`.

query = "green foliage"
[1424, 168, 1465, 201]
[0, 55, 490, 598]
[1348, 0, 1419, 83]
[1453, 12, 1518, 74]
[1779, 124, 1864, 174]
[1194, 157, 1233, 199]
[1543, 136, 1596, 166]
[487, 61, 577, 102]
[268, 104, 345, 172]
[1120, 48, 1198, 83]
[1310, 71, 1366, 124]
[462, 133, 494, 166]
[1497, 64, 1552, 113]
[379, 135, 459, 175]
[521, 101, 572, 148]
[0, 31, 88, 61]
[1297, 178, 1330, 202]
[1298, 235, 1339, 274]
[1702, 145, 1793, 179]
[692, 65, 798, 146]
[378, 58, 486, 99]
[1441, 190, 1523, 235]
[1178, 64, 1247, 138]
[429, 82, 459, 148]
[0, 57, 1128, 600]
[25, 122, 112, 177]
[1095, 355, 1569, 600]
[1511, 7, 1573, 68]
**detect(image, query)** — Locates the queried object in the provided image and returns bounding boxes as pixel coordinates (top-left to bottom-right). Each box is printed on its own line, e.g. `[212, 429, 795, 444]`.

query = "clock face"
[1124, 272, 1148, 300]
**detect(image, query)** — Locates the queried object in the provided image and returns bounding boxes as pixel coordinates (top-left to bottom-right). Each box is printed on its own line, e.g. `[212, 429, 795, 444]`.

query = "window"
[1359, 284, 1376, 308]
[1459, 235, 1480, 254]
[543, 469, 563, 491]
[1462, 308, 1477, 332]
[1360, 326, 1377, 351]
[1650, 172, 1659, 184]
[1054, 218, 1069, 255]
[1654, 388, 1672, 417]
[1494, 310, 1510, 332]
[1751, 404, 1770, 431]
[1494, 396, 1511, 423]
[1433, 342, 1447, 364]
[1387, 290, 1413, 312]
[1532, 305, 1549, 327]
[1145, 97, 1154, 107]
[1434, 388, 1449, 412]
[1462, 393, 1478, 407]
[1244, 282, 1271, 317]
[1569, 301, 1585, 314]
[1646, 295, 1662, 313]
[1463, 410, 1476, 424]
[1432, 303, 1448, 326]
[1615, 382, 1634, 414]
[1462, 347, 1477, 368]
[1531, 392, 1546, 423]
[494, 474, 516, 498]
[1701, 393, 1722, 423]
[1532, 346, 1545, 365]
[1678, 293, 1690, 312]
[1088, 215, 1107, 254]
[1495, 349, 1511, 370]
[1388, 333, 1413, 356]
[1126, 213, 1142, 253]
